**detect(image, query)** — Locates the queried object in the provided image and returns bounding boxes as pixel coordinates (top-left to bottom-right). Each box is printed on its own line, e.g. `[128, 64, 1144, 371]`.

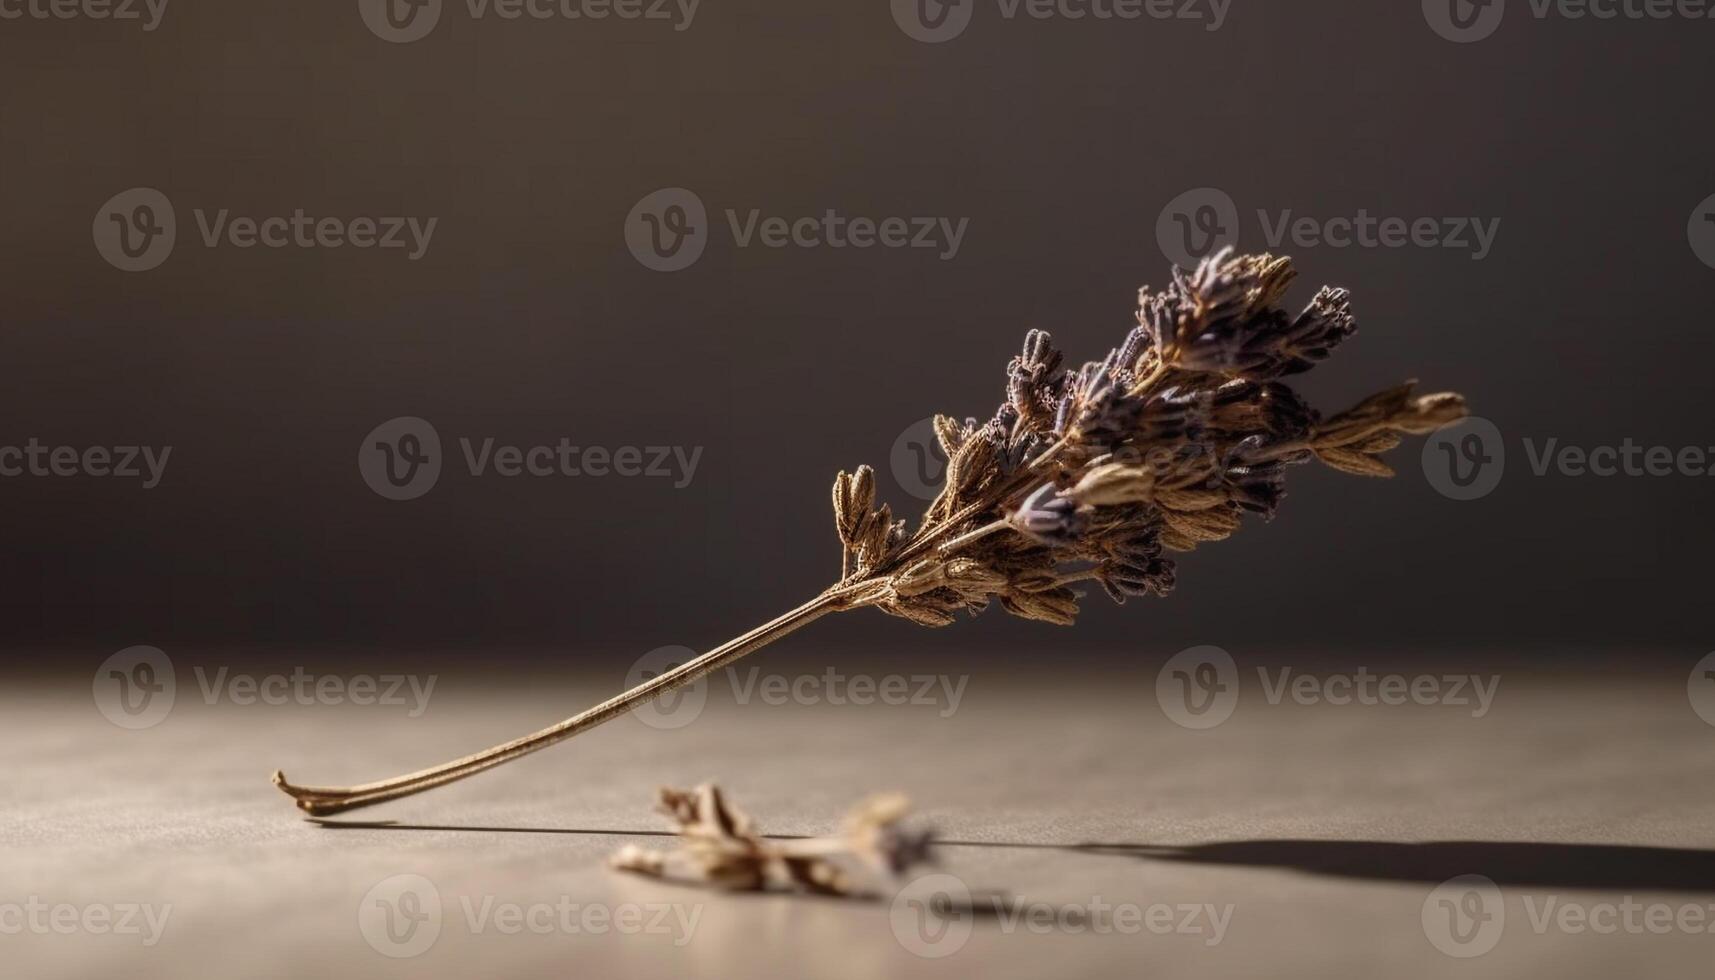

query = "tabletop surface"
[7, 649, 1714, 979]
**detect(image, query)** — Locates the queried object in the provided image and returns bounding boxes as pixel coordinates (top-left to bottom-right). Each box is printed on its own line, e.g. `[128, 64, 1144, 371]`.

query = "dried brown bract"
[610, 784, 934, 897]
[274, 250, 1468, 817]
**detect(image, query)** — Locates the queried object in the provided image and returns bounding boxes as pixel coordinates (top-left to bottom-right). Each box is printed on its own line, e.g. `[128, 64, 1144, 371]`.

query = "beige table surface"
[6, 649, 1714, 979]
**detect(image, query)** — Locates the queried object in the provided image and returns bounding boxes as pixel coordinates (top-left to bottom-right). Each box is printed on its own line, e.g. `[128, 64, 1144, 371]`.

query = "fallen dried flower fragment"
[610, 784, 935, 897]
[275, 249, 1467, 815]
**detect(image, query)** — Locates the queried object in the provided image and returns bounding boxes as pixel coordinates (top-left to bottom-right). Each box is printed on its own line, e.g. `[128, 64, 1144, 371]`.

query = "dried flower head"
[829, 247, 1467, 629]
[274, 250, 1468, 818]
[610, 784, 934, 897]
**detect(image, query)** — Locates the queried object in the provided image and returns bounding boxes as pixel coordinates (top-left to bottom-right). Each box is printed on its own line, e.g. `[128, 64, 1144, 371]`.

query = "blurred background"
[9, 7, 1715, 979]
[2, 0, 1711, 669]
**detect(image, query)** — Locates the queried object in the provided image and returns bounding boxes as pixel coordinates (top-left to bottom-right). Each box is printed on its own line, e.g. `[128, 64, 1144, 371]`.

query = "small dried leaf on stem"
[609, 784, 935, 898]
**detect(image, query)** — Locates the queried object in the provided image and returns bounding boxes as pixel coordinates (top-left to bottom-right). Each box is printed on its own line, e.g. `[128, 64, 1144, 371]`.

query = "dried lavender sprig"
[274, 249, 1466, 815]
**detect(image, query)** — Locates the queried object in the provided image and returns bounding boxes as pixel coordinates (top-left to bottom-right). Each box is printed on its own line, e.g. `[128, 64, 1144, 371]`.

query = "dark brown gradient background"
[1, 1, 1710, 666]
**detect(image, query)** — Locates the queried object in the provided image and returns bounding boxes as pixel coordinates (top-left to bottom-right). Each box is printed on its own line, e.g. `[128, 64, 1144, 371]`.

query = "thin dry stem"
[273, 249, 1466, 815]
[275, 589, 852, 814]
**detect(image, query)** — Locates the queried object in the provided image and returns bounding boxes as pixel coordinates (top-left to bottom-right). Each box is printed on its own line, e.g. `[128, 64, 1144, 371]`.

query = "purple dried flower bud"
[1099, 556, 1177, 603]
[1004, 329, 1066, 426]
[1005, 372, 1032, 419]
[1115, 324, 1152, 373]
[1007, 482, 1084, 546]
[1052, 386, 1075, 436]
[1143, 248, 1333, 379]
[1064, 354, 1148, 447]
[1208, 377, 1257, 406]
[1135, 385, 1209, 443]
[1209, 382, 1316, 443]
[1178, 248, 1251, 314]
[1223, 457, 1289, 518]
[1001, 430, 1052, 474]
[1074, 395, 1141, 446]
[1257, 382, 1317, 440]
[1261, 286, 1357, 378]
[1018, 328, 1062, 376]
[1137, 288, 1181, 358]
[1106, 526, 1165, 564]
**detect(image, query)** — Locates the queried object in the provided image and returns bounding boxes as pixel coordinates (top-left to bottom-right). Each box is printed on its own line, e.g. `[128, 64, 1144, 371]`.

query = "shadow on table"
[1074, 840, 1715, 893]
[310, 820, 1715, 893]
